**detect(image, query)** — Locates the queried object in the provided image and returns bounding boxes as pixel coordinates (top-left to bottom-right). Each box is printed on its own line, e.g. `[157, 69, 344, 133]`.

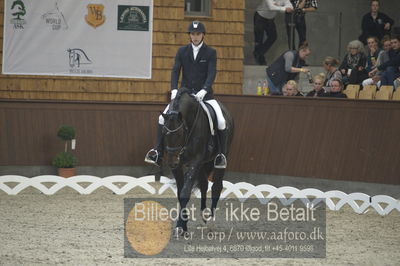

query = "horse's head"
[162, 110, 187, 169]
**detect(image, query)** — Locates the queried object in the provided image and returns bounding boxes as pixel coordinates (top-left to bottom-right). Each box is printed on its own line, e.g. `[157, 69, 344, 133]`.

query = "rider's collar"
[191, 42, 203, 51]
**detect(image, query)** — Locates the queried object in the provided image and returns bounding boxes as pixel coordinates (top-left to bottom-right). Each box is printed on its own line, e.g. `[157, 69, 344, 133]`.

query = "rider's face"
[190, 32, 204, 46]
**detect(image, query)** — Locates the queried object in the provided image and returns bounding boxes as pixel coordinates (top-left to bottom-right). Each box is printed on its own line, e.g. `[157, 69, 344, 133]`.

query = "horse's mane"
[171, 88, 192, 111]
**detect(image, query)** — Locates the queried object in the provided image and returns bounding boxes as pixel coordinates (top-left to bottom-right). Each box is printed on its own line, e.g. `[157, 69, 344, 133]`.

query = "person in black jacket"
[145, 21, 228, 169]
[321, 79, 347, 98]
[306, 73, 325, 97]
[266, 43, 310, 94]
[359, 0, 394, 45]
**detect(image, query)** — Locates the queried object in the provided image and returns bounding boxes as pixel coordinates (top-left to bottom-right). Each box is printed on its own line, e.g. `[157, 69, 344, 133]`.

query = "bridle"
[164, 99, 201, 161]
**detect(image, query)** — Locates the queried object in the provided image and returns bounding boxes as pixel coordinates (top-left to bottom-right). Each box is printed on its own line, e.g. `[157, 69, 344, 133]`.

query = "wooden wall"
[1, 96, 400, 185]
[0, 0, 244, 102]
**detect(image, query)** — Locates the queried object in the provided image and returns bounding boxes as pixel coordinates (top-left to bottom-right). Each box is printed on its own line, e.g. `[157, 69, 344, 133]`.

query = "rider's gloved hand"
[195, 89, 207, 102]
[171, 89, 178, 100]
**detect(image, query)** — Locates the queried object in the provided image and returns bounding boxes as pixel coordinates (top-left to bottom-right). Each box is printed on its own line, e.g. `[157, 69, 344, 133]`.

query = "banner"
[2, 0, 153, 79]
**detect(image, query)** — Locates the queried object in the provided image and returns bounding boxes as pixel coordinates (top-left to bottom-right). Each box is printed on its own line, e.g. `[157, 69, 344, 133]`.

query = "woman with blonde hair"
[282, 80, 302, 96]
[339, 40, 368, 85]
[306, 73, 326, 97]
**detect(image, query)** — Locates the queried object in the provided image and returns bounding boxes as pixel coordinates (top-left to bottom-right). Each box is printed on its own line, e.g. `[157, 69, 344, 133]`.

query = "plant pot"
[58, 168, 76, 178]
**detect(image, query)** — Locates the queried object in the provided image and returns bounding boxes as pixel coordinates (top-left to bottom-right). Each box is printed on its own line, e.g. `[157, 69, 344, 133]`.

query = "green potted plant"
[53, 125, 77, 178]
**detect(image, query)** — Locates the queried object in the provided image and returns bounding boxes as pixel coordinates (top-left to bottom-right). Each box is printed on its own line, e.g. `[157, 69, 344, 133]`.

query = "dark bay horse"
[161, 88, 234, 234]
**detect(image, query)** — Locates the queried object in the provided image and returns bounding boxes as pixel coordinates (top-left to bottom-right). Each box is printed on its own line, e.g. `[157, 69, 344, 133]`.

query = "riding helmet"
[187, 21, 206, 34]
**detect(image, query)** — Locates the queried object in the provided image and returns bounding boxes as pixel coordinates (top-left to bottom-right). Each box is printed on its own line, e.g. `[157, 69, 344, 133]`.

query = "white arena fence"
[0, 175, 399, 216]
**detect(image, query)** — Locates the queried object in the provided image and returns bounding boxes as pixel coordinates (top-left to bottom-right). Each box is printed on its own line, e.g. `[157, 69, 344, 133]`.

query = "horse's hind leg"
[199, 167, 210, 223]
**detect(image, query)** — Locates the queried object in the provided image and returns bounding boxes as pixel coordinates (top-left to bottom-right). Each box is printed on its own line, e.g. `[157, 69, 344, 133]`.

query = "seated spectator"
[369, 35, 400, 88]
[362, 37, 391, 88]
[376, 36, 392, 66]
[394, 77, 400, 91]
[321, 79, 347, 98]
[306, 73, 326, 97]
[339, 40, 368, 85]
[362, 73, 381, 88]
[359, 0, 394, 45]
[365, 36, 382, 73]
[323, 56, 342, 90]
[282, 80, 302, 96]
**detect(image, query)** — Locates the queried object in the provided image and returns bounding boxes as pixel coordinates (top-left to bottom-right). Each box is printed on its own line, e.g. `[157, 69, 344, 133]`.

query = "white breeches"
[362, 78, 381, 88]
[205, 99, 226, 130]
[158, 99, 226, 130]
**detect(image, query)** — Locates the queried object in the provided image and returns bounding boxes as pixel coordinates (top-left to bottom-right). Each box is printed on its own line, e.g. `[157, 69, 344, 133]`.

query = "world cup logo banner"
[85, 4, 105, 28]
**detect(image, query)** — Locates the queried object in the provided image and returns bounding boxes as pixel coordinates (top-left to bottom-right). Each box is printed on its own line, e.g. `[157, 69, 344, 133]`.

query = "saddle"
[200, 101, 217, 136]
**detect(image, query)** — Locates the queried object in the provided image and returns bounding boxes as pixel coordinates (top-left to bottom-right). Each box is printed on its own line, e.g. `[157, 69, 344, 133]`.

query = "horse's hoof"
[202, 210, 212, 224]
[172, 227, 185, 239]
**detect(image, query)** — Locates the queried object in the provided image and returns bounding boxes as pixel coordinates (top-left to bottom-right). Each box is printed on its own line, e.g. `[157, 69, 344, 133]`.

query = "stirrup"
[144, 149, 161, 166]
[214, 153, 227, 169]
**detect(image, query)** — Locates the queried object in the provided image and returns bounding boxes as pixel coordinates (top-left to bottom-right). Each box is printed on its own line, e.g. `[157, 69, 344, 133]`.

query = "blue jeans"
[266, 75, 282, 95]
[380, 66, 400, 87]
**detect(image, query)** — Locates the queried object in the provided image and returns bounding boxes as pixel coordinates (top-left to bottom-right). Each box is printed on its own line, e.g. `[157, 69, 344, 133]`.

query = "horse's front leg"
[172, 166, 184, 201]
[176, 162, 201, 233]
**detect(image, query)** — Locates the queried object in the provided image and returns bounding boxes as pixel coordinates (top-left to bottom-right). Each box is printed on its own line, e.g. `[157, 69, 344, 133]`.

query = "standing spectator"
[323, 56, 342, 89]
[306, 73, 326, 97]
[285, 0, 317, 49]
[266, 43, 310, 94]
[369, 36, 400, 88]
[359, 0, 394, 45]
[339, 40, 368, 85]
[321, 79, 347, 98]
[253, 0, 294, 65]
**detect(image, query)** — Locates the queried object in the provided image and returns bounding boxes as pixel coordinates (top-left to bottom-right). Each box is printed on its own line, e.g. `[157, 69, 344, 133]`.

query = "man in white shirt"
[253, 0, 293, 65]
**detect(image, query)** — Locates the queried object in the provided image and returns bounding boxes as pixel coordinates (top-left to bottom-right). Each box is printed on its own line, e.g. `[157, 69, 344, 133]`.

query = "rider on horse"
[145, 21, 229, 169]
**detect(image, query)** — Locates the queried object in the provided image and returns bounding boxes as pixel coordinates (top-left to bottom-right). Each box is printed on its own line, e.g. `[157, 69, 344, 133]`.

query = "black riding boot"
[144, 124, 164, 166]
[214, 129, 228, 169]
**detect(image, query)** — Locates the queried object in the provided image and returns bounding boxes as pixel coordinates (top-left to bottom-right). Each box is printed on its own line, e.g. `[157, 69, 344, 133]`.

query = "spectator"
[362, 37, 391, 87]
[306, 73, 325, 97]
[321, 79, 347, 98]
[253, 0, 294, 65]
[394, 77, 400, 91]
[359, 0, 394, 45]
[323, 56, 342, 89]
[365, 36, 382, 73]
[369, 35, 400, 88]
[339, 40, 368, 85]
[282, 80, 302, 96]
[285, 0, 317, 49]
[376, 36, 393, 66]
[266, 43, 310, 94]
